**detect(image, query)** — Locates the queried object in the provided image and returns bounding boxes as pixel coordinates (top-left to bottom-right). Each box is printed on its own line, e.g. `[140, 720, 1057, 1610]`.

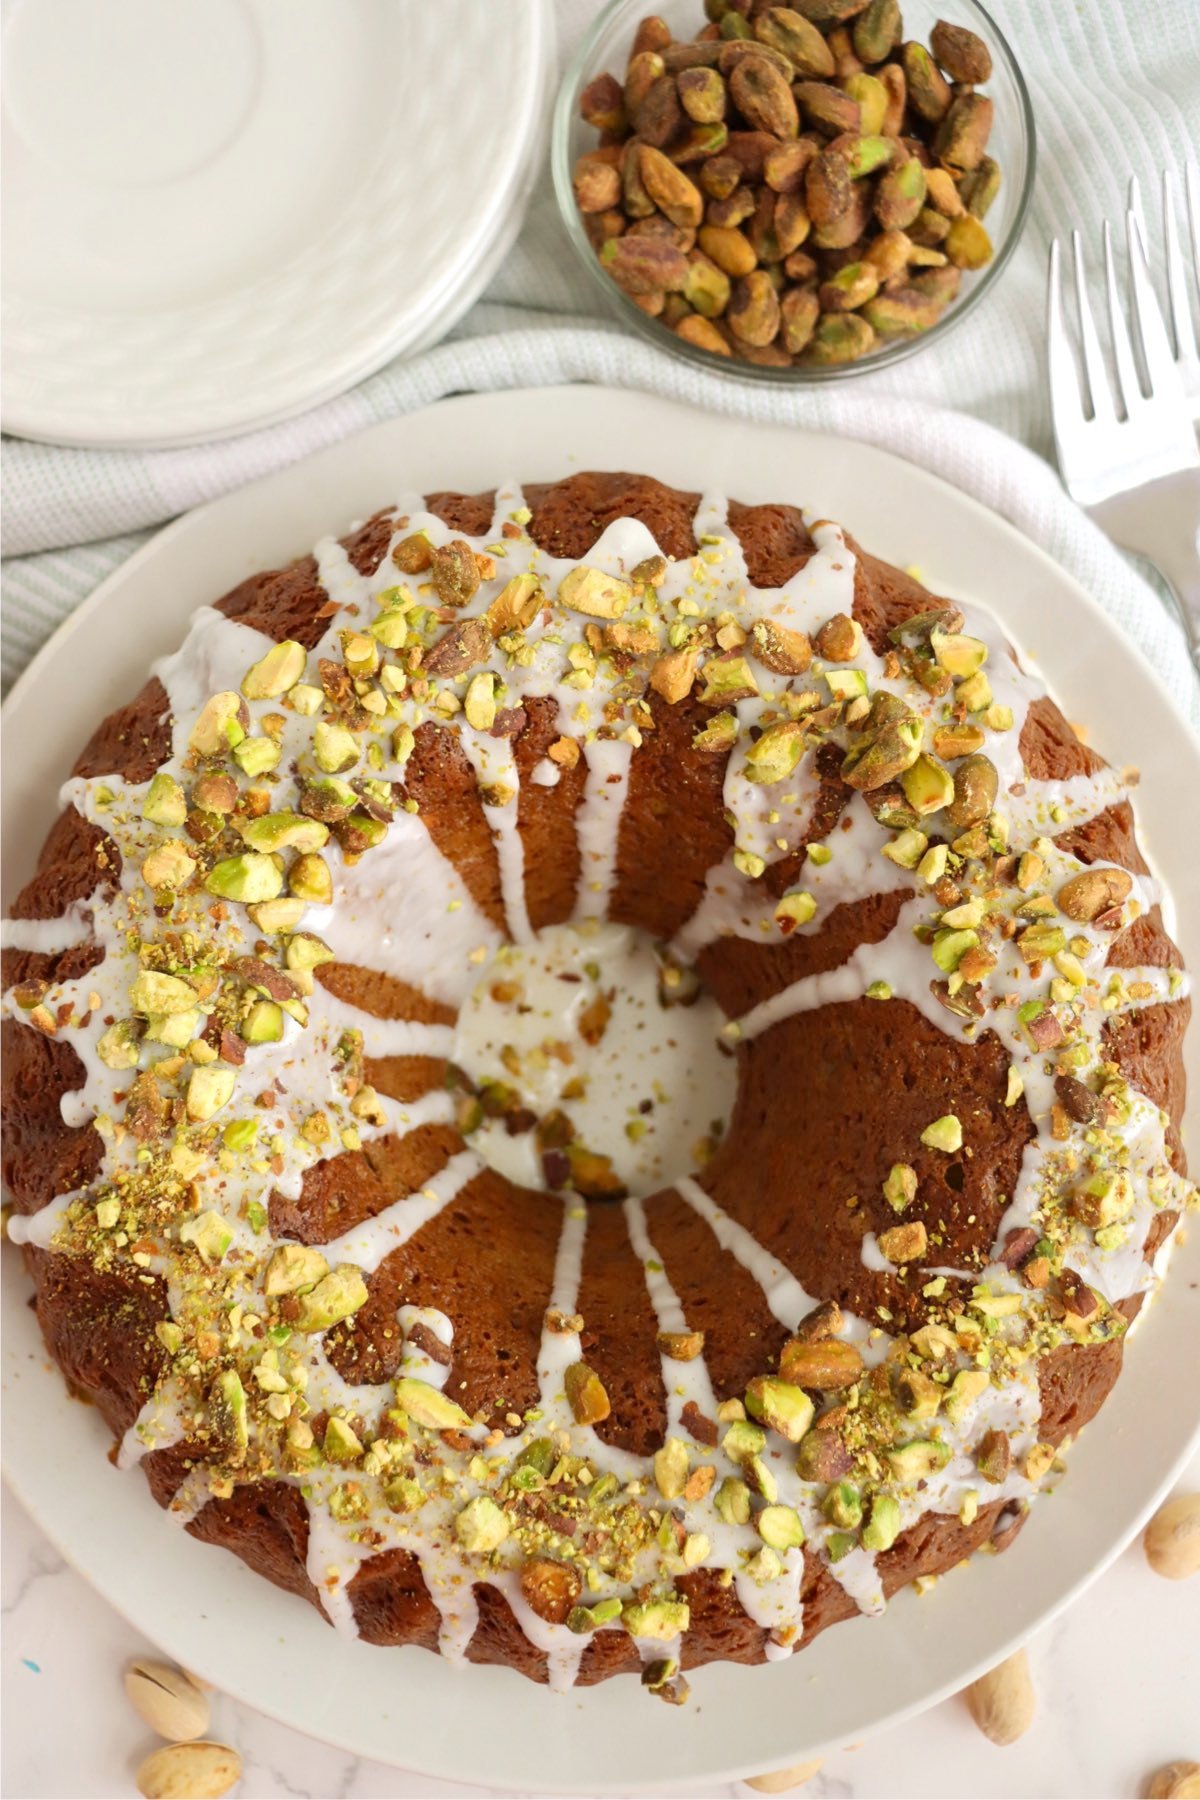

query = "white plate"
[3, 388, 1199, 1795]
[0, 0, 553, 448]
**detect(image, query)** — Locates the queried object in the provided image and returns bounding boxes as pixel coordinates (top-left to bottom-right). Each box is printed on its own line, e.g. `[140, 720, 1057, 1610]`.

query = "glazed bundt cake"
[3, 471, 1192, 1697]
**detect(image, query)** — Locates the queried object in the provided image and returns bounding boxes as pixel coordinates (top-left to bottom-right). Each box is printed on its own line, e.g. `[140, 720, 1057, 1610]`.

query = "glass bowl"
[552, 0, 1036, 383]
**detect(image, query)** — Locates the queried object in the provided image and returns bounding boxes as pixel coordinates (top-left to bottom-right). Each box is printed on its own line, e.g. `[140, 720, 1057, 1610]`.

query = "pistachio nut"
[698, 223, 756, 276]
[861, 1491, 901, 1552]
[648, 647, 700, 703]
[877, 58, 906, 133]
[796, 1421, 853, 1481]
[678, 65, 727, 123]
[744, 720, 806, 784]
[393, 1376, 472, 1430]
[621, 134, 656, 219]
[265, 1242, 329, 1295]
[780, 285, 820, 353]
[853, 0, 901, 64]
[773, 189, 812, 256]
[186, 1067, 236, 1123]
[699, 149, 744, 201]
[921, 1112, 963, 1152]
[794, 79, 861, 136]
[293, 1264, 369, 1333]
[579, 71, 626, 134]
[1142, 1492, 1200, 1581]
[960, 155, 1001, 219]
[558, 565, 633, 619]
[755, 8, 835, 77]
[730, 56, 800, 138]
[639, 144, 704, 229]
[878, 1218, 928, 1263]
[623, 49, 664, 120]
[911, 264, 962, 306]
[429, 539, 481, 608]
[289, 852, 333, 904]
[520, 1556, 583, 1624]
[757, 1502, 807, 1551]
[863, 226, 912, 278]
[946, 213, 994, 269]
[843, 72, 888, 135]
[789, 0, 872, 21]
[574, 154, 621, 215]
[129, 970, 197, 1016]
[745, 1375, 815, 1442]
[727, 269, 782, 345]
[924, 165, 966, 218]
[802, 311, 876, 364]
[944, 753, 998, 828]
[455, 1494, 509, 1553]
[805, 147, 853, 229]
[657, 1329, 706, 1361]
[745, 1761, 825, 1795]
[819, 259, 880, 311]
[937, 93, 994, 172]
[654, 1435, 690, 1499]
[141, 840, 197, 891]
[242, 639, 306, 700]
[677, 314, 732, 354]
[136, 1742, 241, 1800]
[901, 752, 954, 815]
[964, 1650, 1036, 1746]
[842, 713, 922, 788]
[847, 130, 894, 180]
[1146, 1764, 1200, 1800]
[634, 73, 684, 150]
[189, 692, 248, 759]
[683, 251, 732, 316]
[862, 288, 943, 337]
[764, 138, 818, 194]
[930, 19, 993, 85]
[143, 772, 187, 827]
[622, 1597, 690, 1641]
[875, 155, 926, 230]
[1056, 864, 1133, 922]
[901, 40, 952, 121]
[564, 1359, 611, 1424]
[751, 617, 813, 673]
[124, 1659, 210, 1742]
[205, 853, 284, 905]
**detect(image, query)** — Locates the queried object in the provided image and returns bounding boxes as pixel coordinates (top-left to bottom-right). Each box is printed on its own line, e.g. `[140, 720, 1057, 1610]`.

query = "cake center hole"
[451, 922, 735, 1203]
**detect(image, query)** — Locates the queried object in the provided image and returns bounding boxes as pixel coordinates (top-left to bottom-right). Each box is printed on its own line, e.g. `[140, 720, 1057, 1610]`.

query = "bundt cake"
[3, 470, 1192, 1698]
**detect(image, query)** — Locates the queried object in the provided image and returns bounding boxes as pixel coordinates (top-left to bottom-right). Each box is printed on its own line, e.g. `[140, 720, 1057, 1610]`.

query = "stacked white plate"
[0, 0, 554, 447]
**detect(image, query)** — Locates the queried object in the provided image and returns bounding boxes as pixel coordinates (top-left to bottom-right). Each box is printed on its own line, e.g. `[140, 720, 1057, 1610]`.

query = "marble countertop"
[3, 1453, 1196, 1800]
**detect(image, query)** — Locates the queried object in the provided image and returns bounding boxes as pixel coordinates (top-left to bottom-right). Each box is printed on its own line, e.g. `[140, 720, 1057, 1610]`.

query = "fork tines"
[1048, 167, 1199, 508]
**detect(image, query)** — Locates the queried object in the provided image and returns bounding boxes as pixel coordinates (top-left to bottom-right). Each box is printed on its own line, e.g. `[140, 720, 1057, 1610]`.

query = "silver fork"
[1128, 162, 1200, 421]
[1047, 199, 1200, 671]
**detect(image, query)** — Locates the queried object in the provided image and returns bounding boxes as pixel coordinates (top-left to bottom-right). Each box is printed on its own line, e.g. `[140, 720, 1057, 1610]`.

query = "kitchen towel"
[4, 0, 1199, 729]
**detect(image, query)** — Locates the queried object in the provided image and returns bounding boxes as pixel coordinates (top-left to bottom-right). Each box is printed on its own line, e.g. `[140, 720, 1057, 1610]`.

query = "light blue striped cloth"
[4, 0, 1199, 729]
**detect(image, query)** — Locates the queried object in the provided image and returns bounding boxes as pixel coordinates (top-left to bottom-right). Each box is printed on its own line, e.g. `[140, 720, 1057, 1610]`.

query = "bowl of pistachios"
[553, 0, 1035, 379]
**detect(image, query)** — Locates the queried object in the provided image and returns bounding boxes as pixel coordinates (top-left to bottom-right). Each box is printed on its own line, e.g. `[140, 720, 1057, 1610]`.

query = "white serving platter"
[0, 0, 553, 447]
[3, 387, 1198, 1794]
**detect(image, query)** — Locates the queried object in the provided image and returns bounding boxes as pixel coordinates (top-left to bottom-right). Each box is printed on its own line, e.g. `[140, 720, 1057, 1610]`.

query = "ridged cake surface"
[2, 472, 1191, 1695]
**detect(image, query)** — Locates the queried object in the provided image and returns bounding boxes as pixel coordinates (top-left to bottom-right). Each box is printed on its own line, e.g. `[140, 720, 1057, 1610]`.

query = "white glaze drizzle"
[673, 1175, 819, 1331]
[624, 1194, 719, 1430]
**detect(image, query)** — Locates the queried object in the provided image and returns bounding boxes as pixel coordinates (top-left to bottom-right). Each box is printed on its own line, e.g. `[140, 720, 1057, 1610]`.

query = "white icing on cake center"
[452, 921, 735, 1201]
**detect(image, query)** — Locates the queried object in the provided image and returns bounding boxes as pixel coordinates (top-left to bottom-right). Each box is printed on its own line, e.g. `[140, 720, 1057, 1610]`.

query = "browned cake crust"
[2, 471, 1189, 1686]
